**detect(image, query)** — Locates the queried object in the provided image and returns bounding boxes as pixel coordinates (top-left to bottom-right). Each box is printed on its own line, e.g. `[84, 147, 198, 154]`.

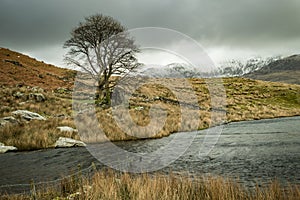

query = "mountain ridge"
[244, 54, 300, 85]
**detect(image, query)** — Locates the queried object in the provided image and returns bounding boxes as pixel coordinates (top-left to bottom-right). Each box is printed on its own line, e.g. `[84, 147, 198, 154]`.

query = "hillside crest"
[0, 48, 75, 90]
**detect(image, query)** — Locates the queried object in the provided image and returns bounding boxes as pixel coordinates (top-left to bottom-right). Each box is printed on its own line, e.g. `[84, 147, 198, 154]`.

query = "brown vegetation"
[1, 170, 299, 200]
[0, 48, 75, 90]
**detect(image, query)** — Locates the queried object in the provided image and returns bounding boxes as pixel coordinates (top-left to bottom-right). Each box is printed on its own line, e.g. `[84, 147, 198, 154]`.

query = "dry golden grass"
[0, 118, 78, 150]
[1, 170, 299, 200]
[1, 77, 300, 148]
[0, 86, 72, 117]
[0, 86, 76, 150]
[76, 77, 300, 143]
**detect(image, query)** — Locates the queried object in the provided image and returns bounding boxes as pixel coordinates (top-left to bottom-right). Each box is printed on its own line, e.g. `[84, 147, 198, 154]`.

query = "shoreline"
[2, 114, 300, 153]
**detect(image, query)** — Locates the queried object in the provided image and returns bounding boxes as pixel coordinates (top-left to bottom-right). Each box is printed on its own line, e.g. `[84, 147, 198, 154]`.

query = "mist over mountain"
[217, 57, 281, 77]
[2, 46, 299, 85]
[135, 54, 300, 85]
[134, 63, 217, 78]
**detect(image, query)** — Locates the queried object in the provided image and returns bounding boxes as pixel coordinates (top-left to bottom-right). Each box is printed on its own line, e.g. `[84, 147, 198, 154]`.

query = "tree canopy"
[64, 14, 140, 105]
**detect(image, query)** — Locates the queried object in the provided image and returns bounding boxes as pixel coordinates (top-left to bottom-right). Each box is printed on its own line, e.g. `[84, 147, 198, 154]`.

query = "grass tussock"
[1, 170, 299, 200]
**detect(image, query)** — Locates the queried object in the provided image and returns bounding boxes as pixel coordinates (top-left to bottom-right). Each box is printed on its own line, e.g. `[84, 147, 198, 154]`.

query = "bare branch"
[63, 14, 140, 105]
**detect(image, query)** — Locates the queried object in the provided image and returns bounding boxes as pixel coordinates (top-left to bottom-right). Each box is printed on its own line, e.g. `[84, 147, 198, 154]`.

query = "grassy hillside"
[0, 48, 76, 90]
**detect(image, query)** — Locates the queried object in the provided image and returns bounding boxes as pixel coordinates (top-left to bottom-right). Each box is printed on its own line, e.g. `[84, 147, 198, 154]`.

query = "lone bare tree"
[64, 14, 140, 105]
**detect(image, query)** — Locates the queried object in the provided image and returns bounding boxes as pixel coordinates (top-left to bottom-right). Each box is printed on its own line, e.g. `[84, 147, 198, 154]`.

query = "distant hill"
[0, 48, 76, 90]
[244, 54, 300, 85]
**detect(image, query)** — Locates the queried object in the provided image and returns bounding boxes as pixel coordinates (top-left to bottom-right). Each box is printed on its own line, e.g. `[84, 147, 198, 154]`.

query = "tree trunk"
[96, 74, 111, 106]
[104, 81, 111, 105]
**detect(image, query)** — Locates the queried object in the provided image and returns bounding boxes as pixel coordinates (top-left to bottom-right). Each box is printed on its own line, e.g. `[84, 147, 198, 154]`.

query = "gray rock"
[31, 86, 44, 93]
[54, 137, 86, 148]
[12, 110, 46, 121]
[55, 87, 71, 94]
[0, 142, 17, 153]
[28, 93, 46, 102]
[13, 92, 24, 99]
[57, 126, 78, 133]
[0, 116, 19, 127]
[0, 119, 8, 127]
[3, 116, 19, 123]
[134, 106, 144, 111]
[55, 114, 66, 118]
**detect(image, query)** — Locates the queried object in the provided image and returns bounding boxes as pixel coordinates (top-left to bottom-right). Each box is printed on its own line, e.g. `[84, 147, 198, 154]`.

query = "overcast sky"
[1, 0, 300, 68]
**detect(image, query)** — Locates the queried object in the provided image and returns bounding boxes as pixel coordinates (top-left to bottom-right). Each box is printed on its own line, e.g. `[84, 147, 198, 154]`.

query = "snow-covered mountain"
[244, 54, 300, 85]
[218, 56, 281, 77]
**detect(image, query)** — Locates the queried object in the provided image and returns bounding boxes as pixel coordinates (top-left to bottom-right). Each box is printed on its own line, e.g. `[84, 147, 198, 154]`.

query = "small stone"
[154, 96, 161, 100]
[57, 126, 78, 133]
[134, 106, 144, 111]
[0, 116, 19, 127]
[12, 110, 46, 121]
[3, 116, 18, 123]
[28, 93, 46, 102]
[54, 137, 86, 148]
[13, 92, 24, 98]
[31, 86, 44, 93]
[0, 119, 7, 127]
[0, 142, 17, 153]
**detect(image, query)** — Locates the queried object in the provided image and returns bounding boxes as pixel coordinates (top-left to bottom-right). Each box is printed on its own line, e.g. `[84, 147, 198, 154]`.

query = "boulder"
[12, 110, 46, 121]
[0, 142, 17, 153]
[57, 126, 78, 133]
[54, 137, 86, 148]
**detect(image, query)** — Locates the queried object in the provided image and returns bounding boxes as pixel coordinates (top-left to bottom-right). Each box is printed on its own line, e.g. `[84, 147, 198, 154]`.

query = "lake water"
[0, 116, 299, 193]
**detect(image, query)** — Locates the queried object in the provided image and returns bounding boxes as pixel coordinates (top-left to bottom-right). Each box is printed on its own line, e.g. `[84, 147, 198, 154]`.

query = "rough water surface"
[0, 116, 299, 193]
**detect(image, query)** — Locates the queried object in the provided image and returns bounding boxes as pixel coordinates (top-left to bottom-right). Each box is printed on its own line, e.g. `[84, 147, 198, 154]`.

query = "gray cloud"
[0, 0, 299, 66]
